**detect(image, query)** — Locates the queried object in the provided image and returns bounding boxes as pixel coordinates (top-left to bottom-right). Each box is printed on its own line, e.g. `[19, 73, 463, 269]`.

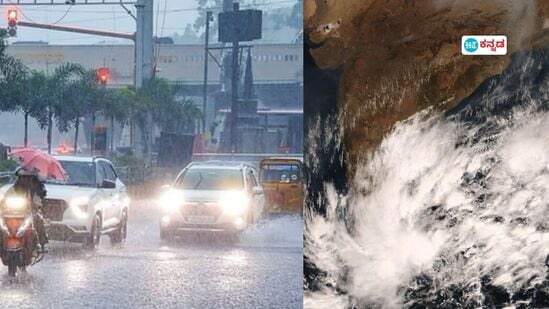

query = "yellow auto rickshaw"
[259, 158, 303, 214]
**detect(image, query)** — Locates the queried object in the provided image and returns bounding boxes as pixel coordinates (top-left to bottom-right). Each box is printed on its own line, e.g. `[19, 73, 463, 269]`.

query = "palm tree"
[133, 78, 202, 151]
[0, 29, 27, 83]
[0, 29, 31, 145]
[21, 72, 48, 147]
[35, 63, 84, 153]
[56, 77, 87, 154]
[155, 96, 202, 134]
[108, 87, 135, 152]
[56, 69, 107, 155]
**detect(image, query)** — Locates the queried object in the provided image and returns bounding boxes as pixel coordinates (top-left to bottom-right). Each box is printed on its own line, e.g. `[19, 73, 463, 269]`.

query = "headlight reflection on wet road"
[0, 200, 303, 308]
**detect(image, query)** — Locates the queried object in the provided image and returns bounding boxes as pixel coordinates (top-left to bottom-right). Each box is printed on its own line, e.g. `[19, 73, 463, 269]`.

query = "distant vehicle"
[259, 158, 304, 214]
[158, 161, 265, 240]
[43, 156, 130, 249]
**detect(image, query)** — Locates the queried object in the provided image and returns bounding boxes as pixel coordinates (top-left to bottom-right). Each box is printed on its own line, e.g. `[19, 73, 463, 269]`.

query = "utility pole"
[230, 2, 240, 153]
[135, 0, 154, 162]
[202, 11, 212, 134]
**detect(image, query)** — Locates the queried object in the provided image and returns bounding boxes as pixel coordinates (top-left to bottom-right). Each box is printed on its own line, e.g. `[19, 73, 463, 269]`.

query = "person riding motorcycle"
[4, 168, 49, 253]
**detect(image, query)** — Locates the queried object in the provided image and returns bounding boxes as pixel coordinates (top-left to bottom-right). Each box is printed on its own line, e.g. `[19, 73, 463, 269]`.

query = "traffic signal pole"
[16, 21, 135, 40]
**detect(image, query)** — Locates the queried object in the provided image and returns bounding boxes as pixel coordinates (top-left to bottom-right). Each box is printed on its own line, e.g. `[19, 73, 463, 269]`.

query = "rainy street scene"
[0, 0, 303, 308]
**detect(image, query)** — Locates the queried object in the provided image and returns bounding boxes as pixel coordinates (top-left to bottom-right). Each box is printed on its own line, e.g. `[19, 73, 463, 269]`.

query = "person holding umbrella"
[10, 168, 49, 253]
[4, 148, 67, 253]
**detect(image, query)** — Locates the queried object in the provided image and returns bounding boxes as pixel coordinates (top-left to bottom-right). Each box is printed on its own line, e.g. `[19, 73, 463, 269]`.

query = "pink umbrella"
[9, 148, 67, 181]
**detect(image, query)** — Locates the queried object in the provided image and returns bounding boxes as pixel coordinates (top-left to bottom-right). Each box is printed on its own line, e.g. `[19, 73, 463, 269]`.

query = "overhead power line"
[51, 4, 73, 24]
[14, 0, 297, 13]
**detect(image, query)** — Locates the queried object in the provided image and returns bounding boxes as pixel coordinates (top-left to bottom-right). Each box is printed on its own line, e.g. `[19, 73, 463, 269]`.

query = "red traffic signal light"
[7, 10, 17, 27]
[97, 67, 110, 84]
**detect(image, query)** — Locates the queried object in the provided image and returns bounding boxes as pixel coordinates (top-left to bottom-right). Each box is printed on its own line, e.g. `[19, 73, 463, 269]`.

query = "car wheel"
[84, 213, 101, 250]
[110, 210, 127, 246]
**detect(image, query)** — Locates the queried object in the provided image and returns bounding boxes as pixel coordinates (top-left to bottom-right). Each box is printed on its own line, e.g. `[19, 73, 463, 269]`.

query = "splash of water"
[305, 108, 549, 308]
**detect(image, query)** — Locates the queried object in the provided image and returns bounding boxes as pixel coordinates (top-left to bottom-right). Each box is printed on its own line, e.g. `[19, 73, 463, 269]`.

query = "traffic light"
[97, 67, 110, 85]
[7, 9, 17, 37]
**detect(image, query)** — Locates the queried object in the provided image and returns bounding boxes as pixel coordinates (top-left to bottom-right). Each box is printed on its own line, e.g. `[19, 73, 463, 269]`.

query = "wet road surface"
[0, 200, 303, 308]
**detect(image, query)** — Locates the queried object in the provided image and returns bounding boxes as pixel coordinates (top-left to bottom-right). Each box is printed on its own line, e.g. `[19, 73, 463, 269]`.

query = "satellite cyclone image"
[304, 0, 549, 308]
[305, 0, 549, 168]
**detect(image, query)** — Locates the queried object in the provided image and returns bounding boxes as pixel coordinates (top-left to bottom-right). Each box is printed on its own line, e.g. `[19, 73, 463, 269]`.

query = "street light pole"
[202, 11, 212, 134]
[135, 0, 154, 162]
[230, 2, 240, 153]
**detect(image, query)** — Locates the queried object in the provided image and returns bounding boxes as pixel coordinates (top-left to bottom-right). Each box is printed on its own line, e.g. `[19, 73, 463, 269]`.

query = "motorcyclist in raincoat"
[4, 168, 49, 253]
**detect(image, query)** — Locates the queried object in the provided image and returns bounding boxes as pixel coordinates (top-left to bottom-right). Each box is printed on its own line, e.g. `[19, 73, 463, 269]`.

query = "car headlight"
[5, 196, 27, 210]
[70, 196, 89, 219]
[220, 191, 249, 216]
[158, 190, 185, 213]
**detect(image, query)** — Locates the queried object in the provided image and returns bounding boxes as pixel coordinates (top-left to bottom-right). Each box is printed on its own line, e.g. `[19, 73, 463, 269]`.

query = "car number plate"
[188, 215, 215, 224]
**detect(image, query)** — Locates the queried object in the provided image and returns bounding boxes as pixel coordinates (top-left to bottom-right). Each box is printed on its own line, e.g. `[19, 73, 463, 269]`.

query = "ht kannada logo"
[462, 35, 507, 55]
[464, 38, 478, 53]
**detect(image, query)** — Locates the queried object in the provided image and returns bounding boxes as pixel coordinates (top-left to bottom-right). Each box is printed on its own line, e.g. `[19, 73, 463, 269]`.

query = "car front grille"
[181, 202, 223, 218]
[43, 199, 68, 221]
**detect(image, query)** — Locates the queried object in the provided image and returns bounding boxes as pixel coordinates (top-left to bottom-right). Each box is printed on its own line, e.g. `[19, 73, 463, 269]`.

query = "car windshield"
[51, 161, 95, 187]
[175, 168, 243, 191]
[260, 164, 301, 183]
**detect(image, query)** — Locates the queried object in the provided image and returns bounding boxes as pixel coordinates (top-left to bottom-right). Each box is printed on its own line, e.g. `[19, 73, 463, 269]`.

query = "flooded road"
[0, 200, 303, 308]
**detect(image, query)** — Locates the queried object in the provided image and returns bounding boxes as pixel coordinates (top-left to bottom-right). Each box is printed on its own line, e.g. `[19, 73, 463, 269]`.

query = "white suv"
[158, 161, 265, 240]
[43, 156, 130, 249]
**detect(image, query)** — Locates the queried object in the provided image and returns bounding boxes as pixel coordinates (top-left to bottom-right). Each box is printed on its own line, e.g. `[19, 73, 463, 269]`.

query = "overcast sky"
[4, 0, 295, 45]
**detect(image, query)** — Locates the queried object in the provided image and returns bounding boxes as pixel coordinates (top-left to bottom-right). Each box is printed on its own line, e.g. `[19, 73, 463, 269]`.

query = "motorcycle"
[0, 194, 42, 277]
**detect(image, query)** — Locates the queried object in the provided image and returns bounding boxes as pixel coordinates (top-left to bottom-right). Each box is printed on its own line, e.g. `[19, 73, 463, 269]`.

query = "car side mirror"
[252, 186, 263, 195]
[101, 179, 116, 189]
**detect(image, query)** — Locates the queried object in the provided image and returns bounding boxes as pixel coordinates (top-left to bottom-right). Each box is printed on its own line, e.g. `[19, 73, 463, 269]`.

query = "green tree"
[155, 96, 202, 134]
[21, 72, 48, 147]
[34, 63, 84, 153]
[56, 69, 115, 155]
[0, 29, 31, 146]
[55, 73, 91, 154]
[0, 29, 27, 84]
[137, 78, 201, 134]
[108, 87, 135, 152]
[132, 78, 201, 156]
